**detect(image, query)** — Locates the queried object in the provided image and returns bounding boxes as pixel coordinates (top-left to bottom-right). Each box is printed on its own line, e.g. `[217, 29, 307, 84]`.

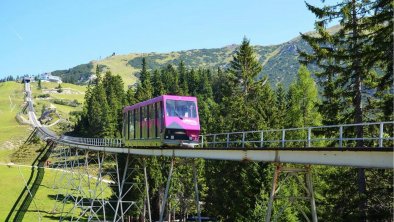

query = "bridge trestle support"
[265, 164, 317, 222]
[49, 146, 145, 222]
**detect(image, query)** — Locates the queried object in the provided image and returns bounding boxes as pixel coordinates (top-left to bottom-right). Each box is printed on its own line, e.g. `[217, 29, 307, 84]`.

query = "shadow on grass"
[5, 139, 55, 222]
[45, 193, 115, 221]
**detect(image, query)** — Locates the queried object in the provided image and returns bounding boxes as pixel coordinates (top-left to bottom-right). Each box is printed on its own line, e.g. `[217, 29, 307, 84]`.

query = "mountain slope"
[52, 27, 341, 87]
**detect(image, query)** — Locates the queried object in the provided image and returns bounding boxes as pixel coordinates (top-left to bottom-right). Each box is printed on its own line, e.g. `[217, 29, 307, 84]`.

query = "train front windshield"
[166, 100, 197, 118]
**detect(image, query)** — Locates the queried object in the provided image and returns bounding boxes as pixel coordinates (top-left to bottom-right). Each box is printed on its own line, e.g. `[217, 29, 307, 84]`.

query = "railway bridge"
[11, 83, 393, 222]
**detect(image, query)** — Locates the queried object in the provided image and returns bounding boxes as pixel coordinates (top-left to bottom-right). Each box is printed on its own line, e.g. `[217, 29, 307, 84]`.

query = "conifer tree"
[139, 57, 149, 84]
[178, 61, 189, 95]
[212, 67, 233, 103]
[187, 68, 199, 96]
[126, 87, 138, 105]
[102, 71, 125, 136]
[197, 69, 213, 99]
[166, 64, 180, 95]
[300, 1, 393, 219]
[273, 84, 287, 129]
[135, 58, 153, 101]
[152, 69, 165, 97]
[228, 37, 263, 97]
[286, 65, 321, 128]
[86, 81, 111, 137]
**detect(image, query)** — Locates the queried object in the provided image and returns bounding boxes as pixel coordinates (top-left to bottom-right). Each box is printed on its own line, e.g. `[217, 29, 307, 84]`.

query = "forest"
[71, 0, 392, 221]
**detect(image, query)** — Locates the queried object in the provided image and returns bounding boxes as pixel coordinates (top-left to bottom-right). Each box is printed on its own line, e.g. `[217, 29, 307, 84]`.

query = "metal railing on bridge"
[60, 136, 123, 147]
[200, 122, 394, 149]
[34, 126, 123, 148]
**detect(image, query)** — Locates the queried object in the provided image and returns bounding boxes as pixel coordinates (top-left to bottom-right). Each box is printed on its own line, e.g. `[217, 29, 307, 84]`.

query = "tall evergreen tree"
[135, 58, 153, 101]
[152, 69, 165, 97]
[273, 84, 287, 129]
[212, 67, 233, 103]
[286, 65, 321, 128]
[300, 1, 393, 219]
[228, 37, 263, 97]
[187, 68, 199, 96]
[178, 61, 189, 95]
[102, 71, 126, 136]
[197, 69, 213, 99]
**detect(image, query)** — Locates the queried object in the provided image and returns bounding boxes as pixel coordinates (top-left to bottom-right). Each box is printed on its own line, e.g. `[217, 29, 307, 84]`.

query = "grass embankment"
[0, 82, 31, 162]
[30, 81, 86, 133]
[0, 164, 113, 221]
[2, 139, 113, 221]
[0, 81, 113, 221]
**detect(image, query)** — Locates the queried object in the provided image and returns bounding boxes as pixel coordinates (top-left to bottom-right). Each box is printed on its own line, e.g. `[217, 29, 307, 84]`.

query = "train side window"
[157, 101, 163, 136]
[133, 110, 136, 139]
[142, 107, 146, 139]
[127, 111, 131, 140]
[155, 103, 159, 138]
[123, 112, 126, 139]
[135, 108, 140, 139]
[147, 105, 150, 139]
[149, 104, 155, 139]
[123, 112, 125, 139]
[130, 110, 134, 140]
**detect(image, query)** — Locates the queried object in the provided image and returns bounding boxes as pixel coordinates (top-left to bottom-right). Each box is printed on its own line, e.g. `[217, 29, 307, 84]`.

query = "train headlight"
[189, 136, 193, 140]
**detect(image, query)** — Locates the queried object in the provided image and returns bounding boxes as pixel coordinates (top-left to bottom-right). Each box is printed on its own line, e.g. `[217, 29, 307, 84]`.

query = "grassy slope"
[31, 81, 86, 121]
[0, 81, 102, 221]
[89, 45, 277, 87]
[91, 54, 141, 88]
[0, 165, 31, 220]
[0, 82, 30, 162]
[0, 165, 112, 221]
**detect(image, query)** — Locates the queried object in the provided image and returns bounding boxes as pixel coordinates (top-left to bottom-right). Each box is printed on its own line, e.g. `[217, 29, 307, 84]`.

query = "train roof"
[123, 95, 197, 113]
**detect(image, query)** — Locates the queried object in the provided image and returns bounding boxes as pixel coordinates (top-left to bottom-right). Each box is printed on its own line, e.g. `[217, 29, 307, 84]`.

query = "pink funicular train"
[122, 95, 200, 147]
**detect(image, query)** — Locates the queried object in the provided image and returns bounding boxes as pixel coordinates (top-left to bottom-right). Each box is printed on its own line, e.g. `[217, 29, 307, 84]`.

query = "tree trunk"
[351, 1, 367, 221]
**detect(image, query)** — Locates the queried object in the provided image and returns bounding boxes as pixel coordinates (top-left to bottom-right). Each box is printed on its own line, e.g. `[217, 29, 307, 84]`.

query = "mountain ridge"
[52, 26, 340, 87]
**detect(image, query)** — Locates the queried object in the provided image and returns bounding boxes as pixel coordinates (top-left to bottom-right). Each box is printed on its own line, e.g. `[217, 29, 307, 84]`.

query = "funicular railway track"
[23, 82, 393, 169]
[14, 81, 394, 222]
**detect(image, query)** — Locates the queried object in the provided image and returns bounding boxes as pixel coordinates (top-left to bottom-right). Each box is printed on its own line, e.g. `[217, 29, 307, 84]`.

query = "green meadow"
[0, 82, 30, 157]
[0, 81, 113, 221]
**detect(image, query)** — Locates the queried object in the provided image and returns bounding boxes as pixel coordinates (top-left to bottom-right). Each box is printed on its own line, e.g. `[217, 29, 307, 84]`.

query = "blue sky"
[0, 0, 334, 78]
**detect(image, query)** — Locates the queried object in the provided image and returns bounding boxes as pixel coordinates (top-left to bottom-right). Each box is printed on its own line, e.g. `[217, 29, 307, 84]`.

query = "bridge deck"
[53, 140, 394, 168]
[23, 82, 394, 169]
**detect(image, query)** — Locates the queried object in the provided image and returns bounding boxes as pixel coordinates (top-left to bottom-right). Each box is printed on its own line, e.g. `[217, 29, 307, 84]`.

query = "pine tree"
[212, 67, 233, 103]
[135, 58, 153, 101]
[286, 65, 321, 128]
[95, 64, 102, 85]
[363, 0, 393, 121]
[228, 37, 263, 97]
[187, 68, 199, 96]
[197, 69, 213, 99]
[178, 61, 189, 95]
[102, 71, 125, 136]
[273, 84, 287, 129]
[152, 69, 165, 97]
[126, 87, 138, 105]
[299, 1, 393, 219]
[139, 58, 149, 84]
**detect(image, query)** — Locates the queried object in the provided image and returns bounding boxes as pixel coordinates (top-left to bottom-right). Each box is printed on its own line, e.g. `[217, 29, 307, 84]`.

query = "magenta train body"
[122, 95, 200, 147]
